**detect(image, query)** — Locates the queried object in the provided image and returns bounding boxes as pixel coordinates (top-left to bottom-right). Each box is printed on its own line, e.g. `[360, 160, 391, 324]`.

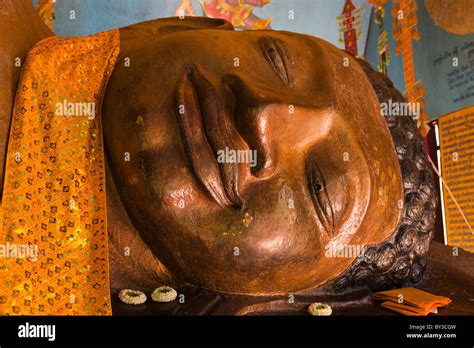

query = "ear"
[119, 16, 234, 42]
[0, 0, 53, 201]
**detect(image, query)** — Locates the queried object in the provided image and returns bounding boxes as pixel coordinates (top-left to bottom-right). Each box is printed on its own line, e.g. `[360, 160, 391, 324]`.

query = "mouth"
[176, 67, 242, 208]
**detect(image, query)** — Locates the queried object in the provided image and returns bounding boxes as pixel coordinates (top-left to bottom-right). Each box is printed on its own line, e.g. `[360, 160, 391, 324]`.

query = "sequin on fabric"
[0, 29, 120, 315]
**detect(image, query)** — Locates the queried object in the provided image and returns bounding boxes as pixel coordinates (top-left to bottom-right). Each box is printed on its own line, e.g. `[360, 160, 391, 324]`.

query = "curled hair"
[330, 58, 438, 292]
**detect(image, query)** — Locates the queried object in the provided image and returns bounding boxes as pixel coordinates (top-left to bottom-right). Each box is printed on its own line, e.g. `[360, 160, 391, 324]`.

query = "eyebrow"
[277, 31, 315, 48]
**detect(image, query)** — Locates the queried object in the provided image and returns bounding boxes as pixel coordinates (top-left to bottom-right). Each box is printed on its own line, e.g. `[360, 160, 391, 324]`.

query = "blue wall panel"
[365, 0, 474, 119]
[49, 0, 372, 55]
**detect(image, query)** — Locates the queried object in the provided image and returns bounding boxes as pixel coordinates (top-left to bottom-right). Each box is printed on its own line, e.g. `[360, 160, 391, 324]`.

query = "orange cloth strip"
[37, 0, 55, 30]
[0, 30, 120, 315]
[372, 287, 452, 316]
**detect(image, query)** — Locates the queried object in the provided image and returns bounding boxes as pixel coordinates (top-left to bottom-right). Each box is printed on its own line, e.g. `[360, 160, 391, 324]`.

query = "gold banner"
[438, 105, 474, 253]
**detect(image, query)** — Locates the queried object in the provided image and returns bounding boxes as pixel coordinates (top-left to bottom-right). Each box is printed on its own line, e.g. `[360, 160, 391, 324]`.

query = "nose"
[236, 107, 276, 179]
[222, 74, 286, 179]
[222, 74, 334, 180]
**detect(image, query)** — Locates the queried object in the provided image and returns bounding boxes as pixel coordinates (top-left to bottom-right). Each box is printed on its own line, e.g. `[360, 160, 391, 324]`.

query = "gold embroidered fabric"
[0, 29, 120, 315]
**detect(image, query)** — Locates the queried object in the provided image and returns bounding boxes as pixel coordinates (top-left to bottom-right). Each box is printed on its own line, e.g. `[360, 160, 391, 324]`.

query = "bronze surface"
[0, 9, 444, 299]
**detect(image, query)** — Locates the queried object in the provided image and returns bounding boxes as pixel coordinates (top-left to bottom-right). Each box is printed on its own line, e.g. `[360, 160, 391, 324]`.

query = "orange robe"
[0, 29, 119, 315]
[372, 287, 452, 316]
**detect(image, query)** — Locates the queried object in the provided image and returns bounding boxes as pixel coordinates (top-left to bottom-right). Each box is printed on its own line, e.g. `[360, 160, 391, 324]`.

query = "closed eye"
[306, 161, 335, 237]
[259, 37, 290, 84]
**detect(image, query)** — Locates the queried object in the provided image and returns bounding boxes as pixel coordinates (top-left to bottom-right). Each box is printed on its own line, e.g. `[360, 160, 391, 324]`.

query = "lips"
[177, 67, 243, 208]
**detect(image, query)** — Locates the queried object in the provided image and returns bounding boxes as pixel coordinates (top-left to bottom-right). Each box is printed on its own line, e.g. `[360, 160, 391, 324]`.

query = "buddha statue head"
[102, 17, 437, 295]
[0, 3, 438, 300]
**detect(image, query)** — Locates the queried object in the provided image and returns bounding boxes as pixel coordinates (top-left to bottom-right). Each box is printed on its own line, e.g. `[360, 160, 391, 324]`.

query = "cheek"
[325, 174, 349, 225]
[166, 185, 195, 210]
[234, 179, 322, 255]
[143, 152, 231, 226]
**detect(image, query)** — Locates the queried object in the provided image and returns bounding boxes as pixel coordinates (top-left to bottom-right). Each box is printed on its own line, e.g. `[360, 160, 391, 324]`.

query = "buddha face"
[103, 22, 403, 294]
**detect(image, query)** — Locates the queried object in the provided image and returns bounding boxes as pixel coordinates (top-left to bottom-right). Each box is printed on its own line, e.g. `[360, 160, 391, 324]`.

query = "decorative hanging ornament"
[337, 0, 364, 57]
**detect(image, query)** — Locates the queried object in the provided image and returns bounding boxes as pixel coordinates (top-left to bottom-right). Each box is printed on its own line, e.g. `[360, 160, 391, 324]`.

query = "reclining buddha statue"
[0, 0, 451, 315]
